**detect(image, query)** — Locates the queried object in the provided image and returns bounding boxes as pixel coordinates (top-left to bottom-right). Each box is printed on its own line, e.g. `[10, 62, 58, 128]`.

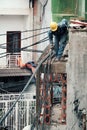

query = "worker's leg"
[57, 34, 68, 59]
[54, 36, 59, 56]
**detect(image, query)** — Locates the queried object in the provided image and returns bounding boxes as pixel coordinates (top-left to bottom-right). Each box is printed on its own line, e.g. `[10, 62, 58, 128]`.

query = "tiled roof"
[0, 68, 31, 77]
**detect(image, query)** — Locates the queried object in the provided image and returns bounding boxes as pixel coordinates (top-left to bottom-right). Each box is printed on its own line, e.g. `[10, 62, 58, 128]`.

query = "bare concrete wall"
[67, 29, 87, 130]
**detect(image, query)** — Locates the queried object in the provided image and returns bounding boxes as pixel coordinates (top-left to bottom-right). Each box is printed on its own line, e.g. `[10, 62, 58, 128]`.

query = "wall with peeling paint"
[67, 29, 87, 130]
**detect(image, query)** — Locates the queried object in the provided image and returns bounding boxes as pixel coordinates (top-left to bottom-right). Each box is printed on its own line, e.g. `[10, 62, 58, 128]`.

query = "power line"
[0, 52, 6, 55]
[0, 31, 48, 48]
[0, 43, 6, 46]
[21, 30, 48, 41]
[0, 49, 43, 57]
[0, 83, 28, 94]
[0, 27, 49, 36]
[0, 81, 36, 94]
[21, 36, 48, 50]
[0, 37, 48, 58]
[0, 87, 11, 94]
[0, 51, 55, 124]
[0, 54, 8, 59]
[22, 49, 43, 53]
[0, 36, 48, 50]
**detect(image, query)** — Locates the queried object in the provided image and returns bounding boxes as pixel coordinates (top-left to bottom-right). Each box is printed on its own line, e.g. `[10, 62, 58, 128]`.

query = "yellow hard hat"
[50, 22, 58, 31]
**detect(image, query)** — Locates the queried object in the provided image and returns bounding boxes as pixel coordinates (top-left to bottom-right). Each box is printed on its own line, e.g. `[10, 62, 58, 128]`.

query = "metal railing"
[0, 93, 36, 130]
[0, 51, 55, 129]
[6, 53, 21, 68]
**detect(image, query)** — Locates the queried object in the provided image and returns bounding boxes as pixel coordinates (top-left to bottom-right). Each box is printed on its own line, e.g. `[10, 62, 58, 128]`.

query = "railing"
[0, 51, 54, 129]
[0, 93, 36, 130]
[6, 53, 21, 68]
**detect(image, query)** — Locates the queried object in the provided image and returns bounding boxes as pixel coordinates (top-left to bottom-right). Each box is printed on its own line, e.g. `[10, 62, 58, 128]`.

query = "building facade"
[0, 0, 34, 67]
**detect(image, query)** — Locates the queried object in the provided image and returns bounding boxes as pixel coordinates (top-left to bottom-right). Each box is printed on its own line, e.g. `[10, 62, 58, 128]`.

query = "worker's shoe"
[63, 54, 68, 58]
[54, 57, 67, 62]
[60, 57, 68, 62]
[54, 57, 60, 62]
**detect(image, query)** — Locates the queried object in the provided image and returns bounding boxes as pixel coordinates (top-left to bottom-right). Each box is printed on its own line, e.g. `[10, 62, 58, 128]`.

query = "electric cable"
[0, 30, 48, 48]
[0, 33, 48, 52]
[0, 54, 8, 59]
[21, 31, 48, 41]
[0, 51, 55, 125]
[0, 87, 11, 94]
[0, 49, 43, 56]
[0, 37, 49, 58]
[21, 36, 48, 50]
[0, 49, 43, 58]
[0, 46, 6, 49]
[0, 27, 49, 37]
[0, 84, 28, 94]
[0, 43, 6, 46]
[0, 52, 6, 55]
[22, 49, 43, 53]
[0, 36, 48, 50]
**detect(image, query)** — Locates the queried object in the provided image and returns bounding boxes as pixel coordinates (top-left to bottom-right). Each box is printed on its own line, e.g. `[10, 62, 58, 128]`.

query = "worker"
[48, 19, 69, 61]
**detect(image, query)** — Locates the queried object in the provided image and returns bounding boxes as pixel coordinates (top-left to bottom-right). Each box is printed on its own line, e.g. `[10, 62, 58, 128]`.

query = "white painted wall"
[0, 0, 52, 66]
[0, 0, 30, 15]
[0, 0, 29, 8]
[37, 0, 52, 59]
[0, 15, 23, 66]
[0, 0, 33, 67]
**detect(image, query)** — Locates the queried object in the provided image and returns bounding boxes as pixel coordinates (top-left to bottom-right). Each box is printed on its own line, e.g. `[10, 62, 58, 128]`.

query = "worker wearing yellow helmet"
[48, 19, 69, 61]
[50, 22, 58, 31]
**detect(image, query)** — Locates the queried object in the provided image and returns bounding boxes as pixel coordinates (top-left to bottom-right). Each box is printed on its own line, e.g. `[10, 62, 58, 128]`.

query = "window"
[7, 31, 21, 53]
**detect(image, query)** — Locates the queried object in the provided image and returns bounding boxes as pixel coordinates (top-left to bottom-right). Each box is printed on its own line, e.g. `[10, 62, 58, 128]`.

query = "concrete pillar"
[67, 29, 87, 130]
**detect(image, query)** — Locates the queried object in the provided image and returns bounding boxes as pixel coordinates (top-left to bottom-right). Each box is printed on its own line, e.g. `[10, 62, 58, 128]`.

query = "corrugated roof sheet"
[0, 68, 31, 77]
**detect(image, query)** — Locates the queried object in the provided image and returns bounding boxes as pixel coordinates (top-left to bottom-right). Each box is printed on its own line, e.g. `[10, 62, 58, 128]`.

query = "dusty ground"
[51, 104, 62, 125]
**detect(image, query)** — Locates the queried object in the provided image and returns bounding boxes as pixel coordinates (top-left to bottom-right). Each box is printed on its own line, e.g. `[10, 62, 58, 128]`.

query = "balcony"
[6, 53, 21, 68]
[0, 53, 31, 77]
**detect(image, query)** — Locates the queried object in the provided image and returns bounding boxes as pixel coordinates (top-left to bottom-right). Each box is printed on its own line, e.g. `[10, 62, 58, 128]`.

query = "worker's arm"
[26, 64, 35, 73]
[48, 30, 53, 44]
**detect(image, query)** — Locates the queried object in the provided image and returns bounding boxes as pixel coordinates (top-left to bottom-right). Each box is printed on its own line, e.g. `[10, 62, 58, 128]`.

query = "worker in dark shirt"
[48, 19, 69, 61]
